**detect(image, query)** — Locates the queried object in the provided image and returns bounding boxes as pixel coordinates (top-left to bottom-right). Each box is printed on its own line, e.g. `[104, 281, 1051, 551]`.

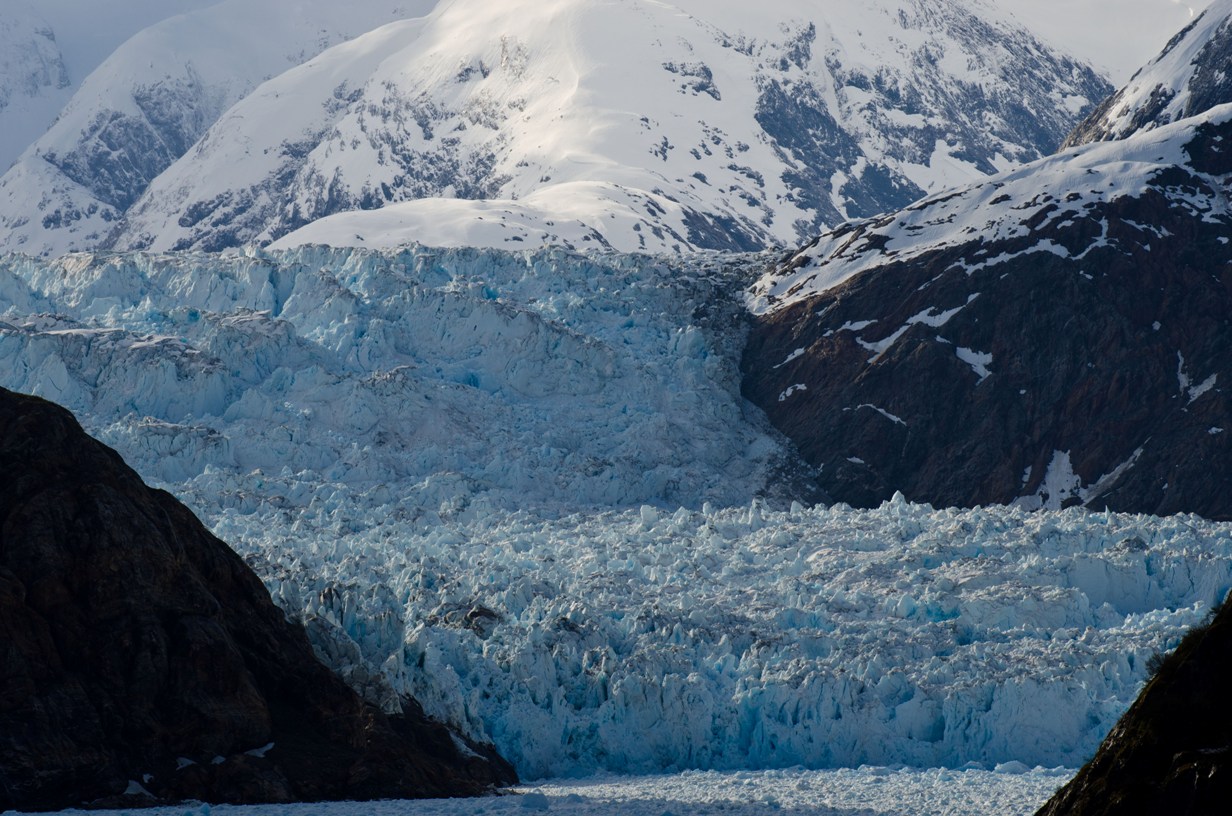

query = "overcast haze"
[991, 0, 1213, 81]
[28, 0, 1217, 87]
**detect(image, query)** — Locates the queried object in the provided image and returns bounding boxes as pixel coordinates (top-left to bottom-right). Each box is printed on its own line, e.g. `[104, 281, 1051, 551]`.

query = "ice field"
[1, 246, 1230, 785]
[6, 766, 1073, 816]
[222, 499, 1228, 779]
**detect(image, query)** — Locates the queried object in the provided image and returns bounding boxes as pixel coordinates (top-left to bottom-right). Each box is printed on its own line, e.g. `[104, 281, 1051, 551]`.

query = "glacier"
[1, 245, 1230, 781]
[0, 245, 803, 511]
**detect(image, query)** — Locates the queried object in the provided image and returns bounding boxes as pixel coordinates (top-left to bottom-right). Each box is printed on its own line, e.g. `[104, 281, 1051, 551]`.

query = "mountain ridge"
[1063, 0, 1232, 148]
[743, 100, 1232, 516]
[0, 385, 514, 810]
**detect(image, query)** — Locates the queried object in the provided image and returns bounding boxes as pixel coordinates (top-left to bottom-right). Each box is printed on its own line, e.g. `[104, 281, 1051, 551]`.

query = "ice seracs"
[0, 245, 808, 512]
[3, 245, 1231, 782]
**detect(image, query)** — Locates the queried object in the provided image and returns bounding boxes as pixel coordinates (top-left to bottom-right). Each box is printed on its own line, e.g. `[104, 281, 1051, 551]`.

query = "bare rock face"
[742, 112, 1232, 518]
[0, 387, 515, 811]
[1036, 594, 1232, 816]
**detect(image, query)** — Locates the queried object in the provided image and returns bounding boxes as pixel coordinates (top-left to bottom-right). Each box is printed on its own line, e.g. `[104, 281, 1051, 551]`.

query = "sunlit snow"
[102, 0, 1107, 257]
[750, 104, 1232, 313]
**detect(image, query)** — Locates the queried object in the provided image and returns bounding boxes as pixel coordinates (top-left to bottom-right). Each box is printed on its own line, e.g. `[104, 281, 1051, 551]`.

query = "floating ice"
[1, 766, 1075, 816]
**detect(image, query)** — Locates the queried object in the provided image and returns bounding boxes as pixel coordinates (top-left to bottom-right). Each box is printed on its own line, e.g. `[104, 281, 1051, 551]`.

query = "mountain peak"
[1, 0, 1110, 257]
[1063, 0, 1232, 147]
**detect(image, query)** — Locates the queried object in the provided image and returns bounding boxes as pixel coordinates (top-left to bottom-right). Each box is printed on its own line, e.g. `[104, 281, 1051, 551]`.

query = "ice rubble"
[1, 246, 1231, 781]
[7, 766, 1073, 816]
[222, 499, 1232, 779]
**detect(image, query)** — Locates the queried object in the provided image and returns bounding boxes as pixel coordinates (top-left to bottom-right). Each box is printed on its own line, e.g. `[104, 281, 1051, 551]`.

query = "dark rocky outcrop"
[0, 387, 515, 811]
[1036, 593, 1232, 815]
[743, 112, 1232, 518]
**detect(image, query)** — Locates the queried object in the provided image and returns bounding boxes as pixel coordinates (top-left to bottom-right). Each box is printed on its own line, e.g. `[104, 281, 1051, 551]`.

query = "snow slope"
[2, 246, 1229, 781]
[106, 0, 1109, 255]
[0, 1, 222, 174]
[0, 0, 433, 257]
[749, 103, 1232, 312]
[27, 0, 221, 91]
[1063, 0, 1232, 146]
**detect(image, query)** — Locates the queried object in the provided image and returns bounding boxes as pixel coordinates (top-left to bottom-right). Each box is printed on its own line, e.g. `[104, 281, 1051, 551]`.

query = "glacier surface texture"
[1, 246, 1229, 779]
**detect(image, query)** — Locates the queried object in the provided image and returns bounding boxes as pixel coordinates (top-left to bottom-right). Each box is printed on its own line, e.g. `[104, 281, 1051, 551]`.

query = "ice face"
[1, 245, 1229, 781]
[0, 245, 804, 513]
[217, 497, 1231, 780]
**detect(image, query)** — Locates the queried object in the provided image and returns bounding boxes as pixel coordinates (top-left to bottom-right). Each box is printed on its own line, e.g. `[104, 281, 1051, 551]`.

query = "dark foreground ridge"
[1037, 592, 1232, 815]
[0, 387, 515, 811]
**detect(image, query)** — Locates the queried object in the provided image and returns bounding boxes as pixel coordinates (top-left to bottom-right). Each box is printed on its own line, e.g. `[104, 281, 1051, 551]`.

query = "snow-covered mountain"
[1063, 0, 1232, 147]
[26, 0, 221, 88]
[744, 98, 1232, 517]
[0, 0, 433, 257]
[35, 0, 1106, 257]
[0, 3, 71, 174]
[0, 0, 226, 174]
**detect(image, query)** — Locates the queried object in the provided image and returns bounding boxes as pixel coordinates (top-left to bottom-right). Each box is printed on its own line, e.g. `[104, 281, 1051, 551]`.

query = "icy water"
[19, 767, 1070, 816]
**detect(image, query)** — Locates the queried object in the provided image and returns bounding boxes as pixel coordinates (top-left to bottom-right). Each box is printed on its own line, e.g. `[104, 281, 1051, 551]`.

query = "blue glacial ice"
[1, 245, 1229, 780]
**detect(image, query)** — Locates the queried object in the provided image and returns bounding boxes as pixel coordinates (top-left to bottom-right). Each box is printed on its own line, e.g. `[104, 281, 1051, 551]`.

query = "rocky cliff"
[743, 106, 1232, 517]
[0, 386, 514, 811]
[1036, 591, 1232, 815]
